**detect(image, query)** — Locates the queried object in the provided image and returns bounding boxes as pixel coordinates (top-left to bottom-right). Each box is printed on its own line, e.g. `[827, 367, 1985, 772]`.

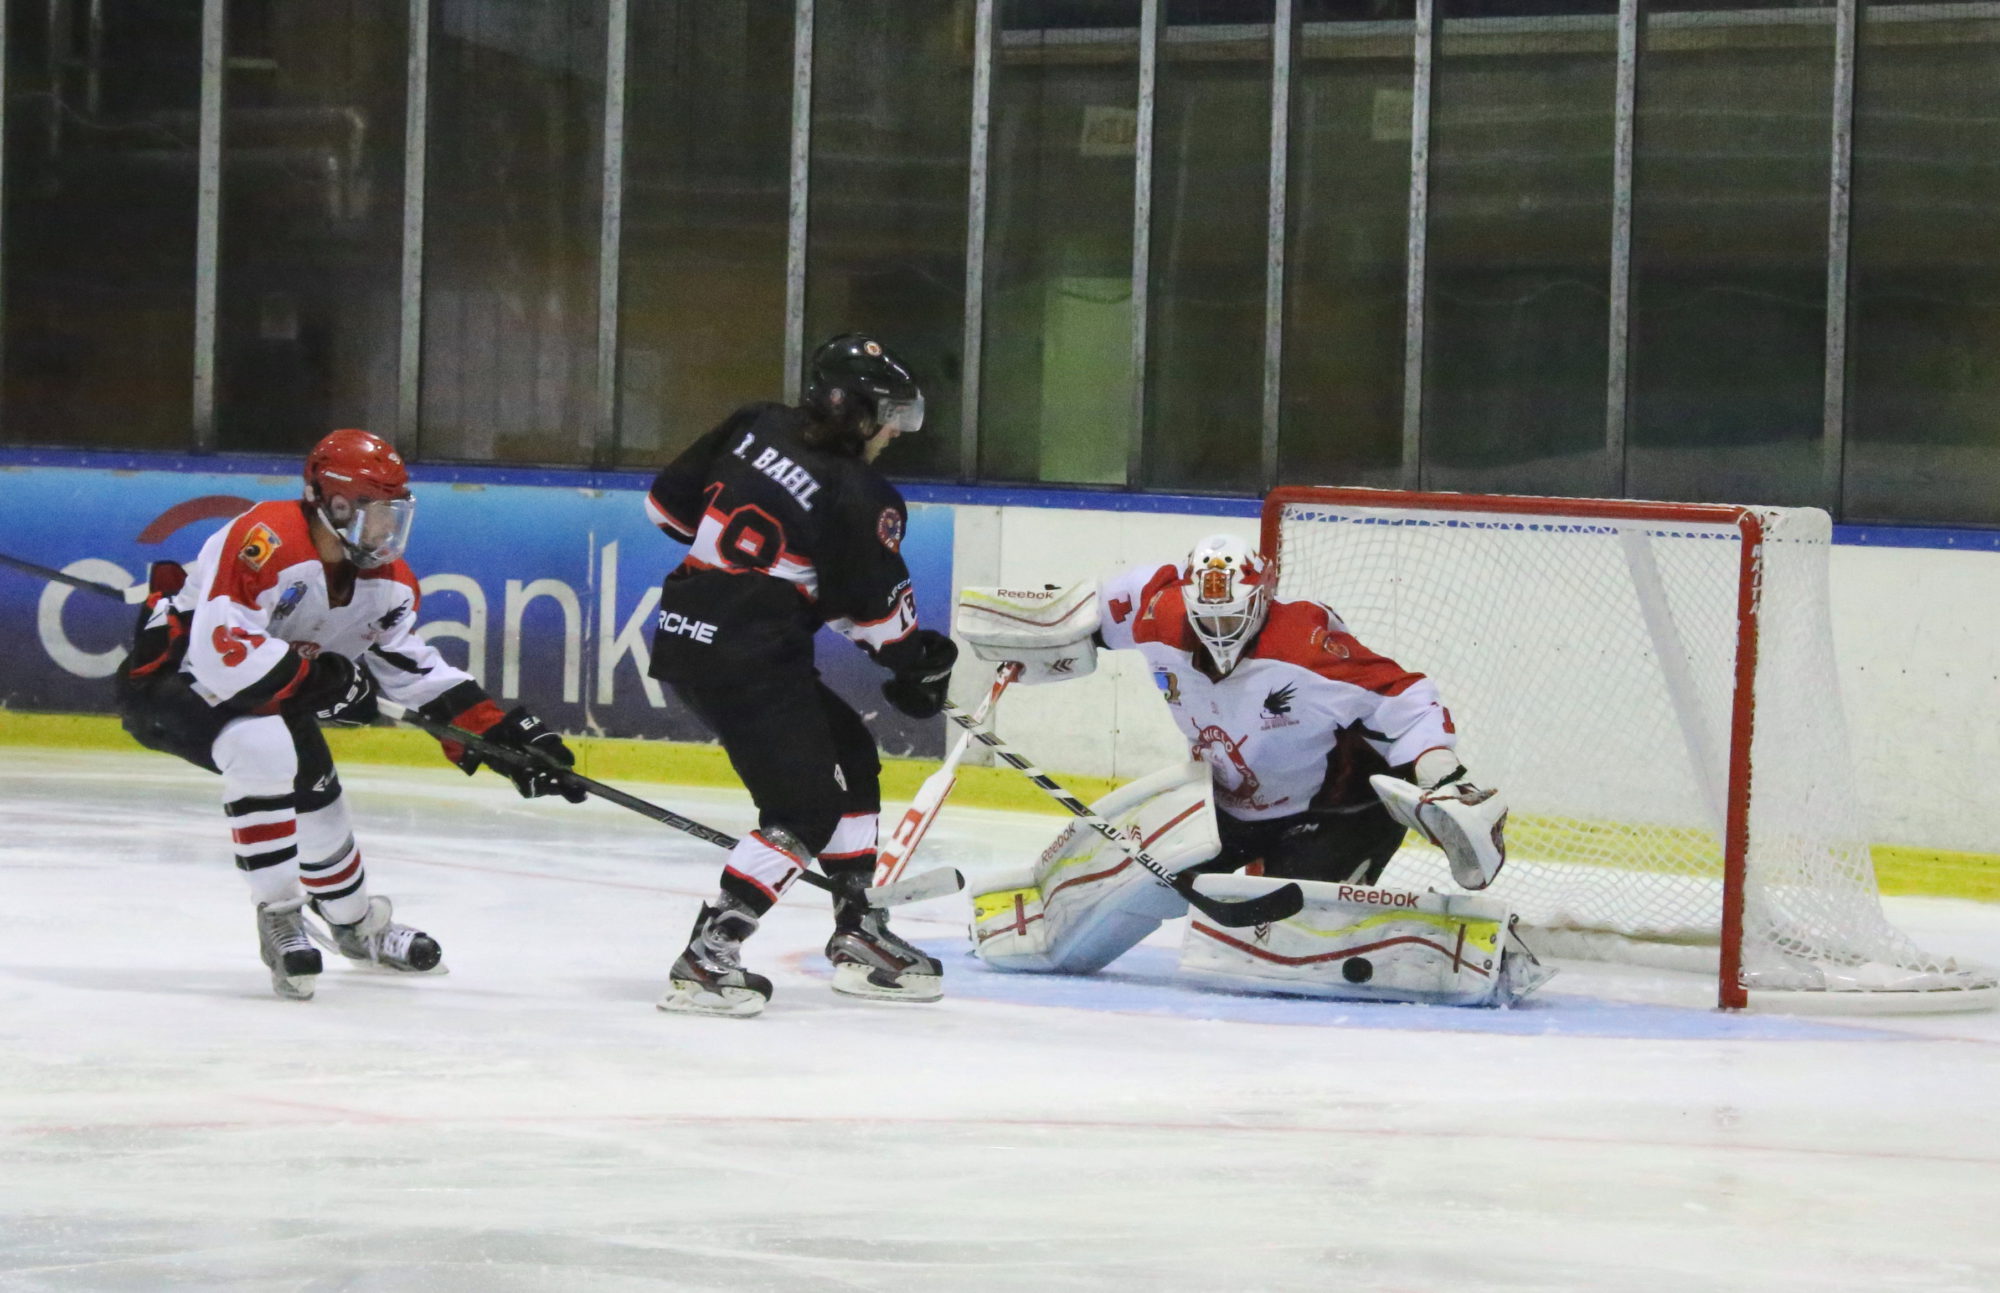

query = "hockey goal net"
[1263, 487, 1996, 1012]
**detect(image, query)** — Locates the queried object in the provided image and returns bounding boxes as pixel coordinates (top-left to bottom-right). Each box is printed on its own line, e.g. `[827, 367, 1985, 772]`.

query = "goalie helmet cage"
[1261, 486, 1998, 1013]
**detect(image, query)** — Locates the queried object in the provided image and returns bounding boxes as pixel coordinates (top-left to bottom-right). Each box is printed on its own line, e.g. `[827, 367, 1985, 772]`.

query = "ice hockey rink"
[4, 747, 1998, 1292]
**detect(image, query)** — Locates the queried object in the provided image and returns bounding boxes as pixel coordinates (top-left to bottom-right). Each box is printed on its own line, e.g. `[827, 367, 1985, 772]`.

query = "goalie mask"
[1182, 535, 1270, 675]
[304, 428, 415, 569]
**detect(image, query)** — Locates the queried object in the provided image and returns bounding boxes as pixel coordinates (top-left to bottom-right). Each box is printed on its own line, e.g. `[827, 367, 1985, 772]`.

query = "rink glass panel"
[0, 2, 201, 449]
[1843, 1, 2000, 527]
[417, 0, 606, 466]
[977, 2, 1142, 486]
[1421, 0, 1618, 498]
[1138, 8, 1272, 495]
[1278, 2, 1416, 492]
[616, 0, 793, 470]
[214, 1, 408, 458]
[803, 0, 973, 483]
[1626, 0, 1835, 509]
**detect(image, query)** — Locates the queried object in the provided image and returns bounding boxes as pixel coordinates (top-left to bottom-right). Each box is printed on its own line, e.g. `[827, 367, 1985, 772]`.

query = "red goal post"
[1261, 486, 1996, 1012]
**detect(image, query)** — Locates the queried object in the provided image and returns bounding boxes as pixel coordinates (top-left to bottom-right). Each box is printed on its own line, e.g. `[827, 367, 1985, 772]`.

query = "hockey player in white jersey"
[1097, 534, 1505, 892]
[115, 429, 582, 1001]
[963, 535, 1544, 1007]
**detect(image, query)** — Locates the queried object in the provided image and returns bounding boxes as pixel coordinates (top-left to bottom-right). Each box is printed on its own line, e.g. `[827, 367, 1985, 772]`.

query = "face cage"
[1188, 585, 1267, 673]
[877, 392, 925, 436]
[326, 494, 416, 568]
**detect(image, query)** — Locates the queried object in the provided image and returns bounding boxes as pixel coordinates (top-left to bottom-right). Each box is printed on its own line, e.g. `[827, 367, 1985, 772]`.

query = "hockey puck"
[1341, 956, 1374, 984]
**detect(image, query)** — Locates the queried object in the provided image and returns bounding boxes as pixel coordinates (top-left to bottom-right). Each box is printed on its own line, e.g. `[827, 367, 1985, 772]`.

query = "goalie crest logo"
[876, 508, 903, 553]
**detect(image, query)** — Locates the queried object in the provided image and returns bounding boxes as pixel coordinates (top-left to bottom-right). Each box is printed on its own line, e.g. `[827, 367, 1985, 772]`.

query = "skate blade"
[340, 957, 450, 977]
[831, 963, 943, 1003]
[269, 972, 317, 1001]
[657, 979, 767, 1018]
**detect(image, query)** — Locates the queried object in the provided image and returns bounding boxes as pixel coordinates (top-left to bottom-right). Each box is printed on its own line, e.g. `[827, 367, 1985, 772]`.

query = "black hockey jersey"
[645, 402, 924, 678]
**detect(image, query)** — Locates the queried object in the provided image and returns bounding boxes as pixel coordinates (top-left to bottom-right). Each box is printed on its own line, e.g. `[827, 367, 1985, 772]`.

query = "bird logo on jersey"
[1260, 682, 1299, 730]
[238, 523, 281, 571]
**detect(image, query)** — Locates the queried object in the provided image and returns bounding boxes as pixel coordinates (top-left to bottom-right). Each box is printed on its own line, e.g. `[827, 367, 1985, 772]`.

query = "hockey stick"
[23, 555, 959, 908]
[376, 699, 961, 910]
[0, 551, 147, 602]
[874, 662, 1020, 887]
[938, 701, 1304, 928]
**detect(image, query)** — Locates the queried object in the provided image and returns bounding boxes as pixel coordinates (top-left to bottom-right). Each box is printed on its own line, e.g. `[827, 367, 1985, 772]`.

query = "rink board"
[0, 460, 954, 756]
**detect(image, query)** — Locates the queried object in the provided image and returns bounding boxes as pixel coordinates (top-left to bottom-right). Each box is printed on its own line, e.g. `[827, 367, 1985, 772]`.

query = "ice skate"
[826, 872, 943, 1002]
[659, 898, 772, 1018]
[310, 895, 445, 974]
[255, 897, 323, 1001]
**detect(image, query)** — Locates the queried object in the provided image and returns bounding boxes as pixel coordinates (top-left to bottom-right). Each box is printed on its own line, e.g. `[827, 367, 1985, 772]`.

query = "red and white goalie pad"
[1178, 875, 1555, 1007]
[970, 761, 1218, 974]
[955, 581, 1099, 685]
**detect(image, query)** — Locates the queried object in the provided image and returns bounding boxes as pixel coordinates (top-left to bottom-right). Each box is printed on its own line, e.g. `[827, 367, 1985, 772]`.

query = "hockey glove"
[881, 630, 958, 720]
[478, 705, 587, 802]
[313, 657, 379, 727]
[291, 652, 379, 726]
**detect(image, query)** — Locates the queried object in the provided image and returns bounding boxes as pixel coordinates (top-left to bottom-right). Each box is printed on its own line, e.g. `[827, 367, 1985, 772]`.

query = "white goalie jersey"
[1097, 562, 1458, 821]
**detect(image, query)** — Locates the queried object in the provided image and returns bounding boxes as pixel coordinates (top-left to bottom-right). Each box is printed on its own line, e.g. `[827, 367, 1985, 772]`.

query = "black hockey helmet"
[802, 333, 924, 444]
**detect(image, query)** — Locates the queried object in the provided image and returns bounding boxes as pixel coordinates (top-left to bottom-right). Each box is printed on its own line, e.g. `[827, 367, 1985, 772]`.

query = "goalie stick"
[8, 556, 958, 910]
[376, 700, 962, 910]
[874, 662, 1020, 887]
[939, 700, 1304, 928]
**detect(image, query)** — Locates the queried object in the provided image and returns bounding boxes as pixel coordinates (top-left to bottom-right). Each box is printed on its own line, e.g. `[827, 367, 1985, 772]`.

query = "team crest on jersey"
[876, 508, 903, 553]
[1318, 629, 1351, 660]
[1153, 669, 1182, 706]
[1260, 682, 1299, 730]
[269, 581, 307, 627]
[238, 523, 280, 571]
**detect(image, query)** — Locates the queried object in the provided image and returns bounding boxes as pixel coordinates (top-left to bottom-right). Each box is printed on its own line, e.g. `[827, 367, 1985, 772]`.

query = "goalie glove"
[955, 581, 1099, 685]
[1370, 753, 1508, 891]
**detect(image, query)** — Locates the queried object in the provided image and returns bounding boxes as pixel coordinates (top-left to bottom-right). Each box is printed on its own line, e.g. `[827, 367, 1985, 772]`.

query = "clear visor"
[332, 495, 416, 568]
[878, 392, 925, 435]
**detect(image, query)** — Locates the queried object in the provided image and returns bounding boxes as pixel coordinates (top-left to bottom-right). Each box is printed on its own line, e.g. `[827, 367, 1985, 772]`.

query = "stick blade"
[1181, 875, 1305, 928]
[866, 866, 964, 909]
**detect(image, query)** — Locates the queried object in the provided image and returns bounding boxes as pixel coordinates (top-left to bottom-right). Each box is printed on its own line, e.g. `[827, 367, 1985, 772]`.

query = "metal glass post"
[960, 0, 997, 482]
[783, 0, 814, 403]
[1261, 0, 1294, 493]
[191, 0, 225, 452]
[397, 0, 431, 450]
[1607, 0, 1640, 493]
[1128, 0, 1161, 490]
[1401, 0, 1436, 490]
[1822, 0, 1859, 514]
[594, 0, 631, 467]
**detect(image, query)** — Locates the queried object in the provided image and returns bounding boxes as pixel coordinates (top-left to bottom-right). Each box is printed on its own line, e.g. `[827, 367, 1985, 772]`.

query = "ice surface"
[3, 748, 1999, 1291]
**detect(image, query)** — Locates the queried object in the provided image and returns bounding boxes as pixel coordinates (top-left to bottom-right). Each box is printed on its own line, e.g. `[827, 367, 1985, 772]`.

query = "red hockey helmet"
[303, 429, 415, 568]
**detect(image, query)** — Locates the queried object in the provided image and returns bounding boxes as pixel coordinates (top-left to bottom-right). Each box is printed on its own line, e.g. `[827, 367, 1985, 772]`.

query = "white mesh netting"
[1269, 490, 1995, 1005]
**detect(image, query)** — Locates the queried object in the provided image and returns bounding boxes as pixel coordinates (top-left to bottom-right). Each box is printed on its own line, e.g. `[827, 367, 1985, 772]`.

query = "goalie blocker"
[971, 761, 1551, 1007]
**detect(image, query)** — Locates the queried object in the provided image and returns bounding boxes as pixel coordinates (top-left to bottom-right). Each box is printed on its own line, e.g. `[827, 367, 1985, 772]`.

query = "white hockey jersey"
[149, 499, 475, 714]
[1097, 562, 1456, 822]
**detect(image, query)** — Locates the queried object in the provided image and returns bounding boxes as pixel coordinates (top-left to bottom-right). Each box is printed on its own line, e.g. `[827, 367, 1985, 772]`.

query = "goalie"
[960, 536, 1543, 1007]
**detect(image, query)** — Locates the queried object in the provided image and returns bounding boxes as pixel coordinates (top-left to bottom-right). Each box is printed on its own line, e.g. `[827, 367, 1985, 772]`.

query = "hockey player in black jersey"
[645, 334, 956, 1016]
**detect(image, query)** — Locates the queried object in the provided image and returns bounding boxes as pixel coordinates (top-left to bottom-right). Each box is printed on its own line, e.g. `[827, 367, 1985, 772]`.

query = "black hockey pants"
[667, 669, 882, 858]
[1193, 801, 1409, 887]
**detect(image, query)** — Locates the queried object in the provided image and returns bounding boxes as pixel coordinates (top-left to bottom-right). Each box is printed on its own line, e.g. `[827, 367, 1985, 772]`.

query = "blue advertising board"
[0, 462, 954, 757]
